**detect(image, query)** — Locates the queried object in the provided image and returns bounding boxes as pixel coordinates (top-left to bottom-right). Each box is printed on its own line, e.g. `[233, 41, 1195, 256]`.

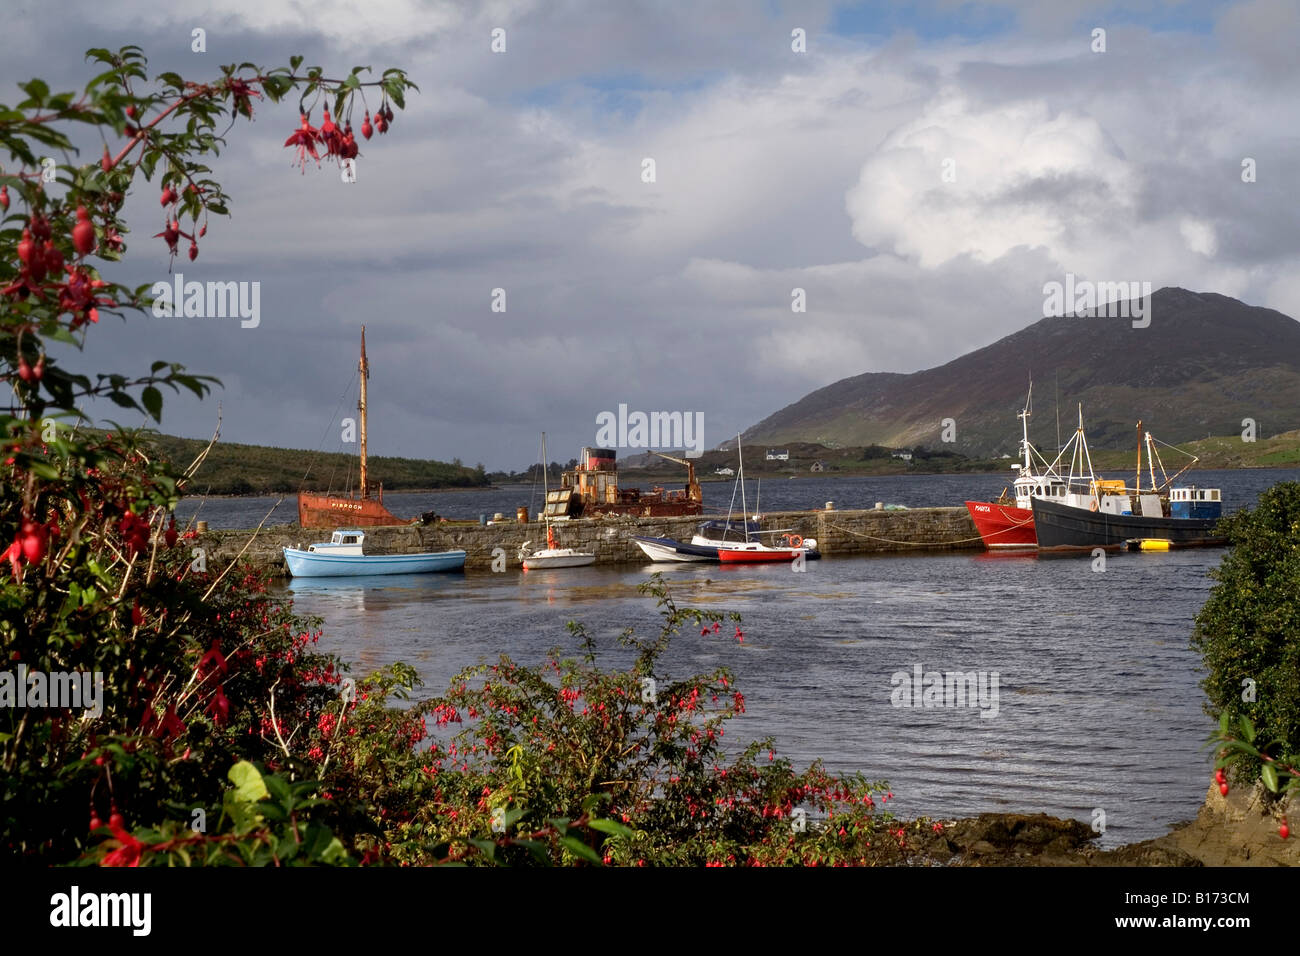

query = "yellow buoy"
[1137, 539, 1172, 551]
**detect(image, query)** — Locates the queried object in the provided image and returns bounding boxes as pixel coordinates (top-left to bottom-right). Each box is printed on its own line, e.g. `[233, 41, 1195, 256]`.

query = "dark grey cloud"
[5, 0, 1297, 472]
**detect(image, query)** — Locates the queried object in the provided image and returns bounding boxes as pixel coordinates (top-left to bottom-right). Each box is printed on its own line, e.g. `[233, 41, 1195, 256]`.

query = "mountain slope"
[744, 288, 1300, 456]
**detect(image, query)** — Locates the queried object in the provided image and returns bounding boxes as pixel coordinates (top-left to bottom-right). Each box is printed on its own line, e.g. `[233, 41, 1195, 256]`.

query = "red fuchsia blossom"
[72, 206, 95, 256]
[318, 108, 343, 156]
[101, 820, 145, 867]
[206, 688, 230, 726]
[197, 639, 228, 679]
[284, 112, 322, 172]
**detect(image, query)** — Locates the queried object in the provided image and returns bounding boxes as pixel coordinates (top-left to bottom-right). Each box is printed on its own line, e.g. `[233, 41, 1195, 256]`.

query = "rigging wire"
[297, 367, 360, 496]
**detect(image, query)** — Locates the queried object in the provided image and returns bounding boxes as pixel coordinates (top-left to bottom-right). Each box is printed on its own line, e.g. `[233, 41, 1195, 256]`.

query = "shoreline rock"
[916, 783, 1296, 866]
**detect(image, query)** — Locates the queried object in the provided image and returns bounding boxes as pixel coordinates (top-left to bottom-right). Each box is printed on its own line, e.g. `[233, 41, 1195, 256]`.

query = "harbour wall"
[195, 507, 983, 575]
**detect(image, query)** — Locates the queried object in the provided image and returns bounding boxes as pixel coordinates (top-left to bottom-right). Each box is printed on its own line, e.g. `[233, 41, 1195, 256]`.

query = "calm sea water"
[177, 468, 1283, 529]
[200, 469, 1300, 846]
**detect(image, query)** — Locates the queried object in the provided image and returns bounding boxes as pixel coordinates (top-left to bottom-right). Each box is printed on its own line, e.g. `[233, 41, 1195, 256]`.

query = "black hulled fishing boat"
[1031, 419, 1227, 551]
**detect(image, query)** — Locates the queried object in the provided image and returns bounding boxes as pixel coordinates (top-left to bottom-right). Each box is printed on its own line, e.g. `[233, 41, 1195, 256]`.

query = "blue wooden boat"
[283, 530, 466, 577]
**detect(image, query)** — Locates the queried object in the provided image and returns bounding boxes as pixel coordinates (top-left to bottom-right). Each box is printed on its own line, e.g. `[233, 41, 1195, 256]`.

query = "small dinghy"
[283, 530, 465, 577]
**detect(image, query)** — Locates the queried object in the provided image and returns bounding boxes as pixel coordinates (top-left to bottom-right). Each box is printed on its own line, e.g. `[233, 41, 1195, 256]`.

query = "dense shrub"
[1191, 482, 1300, 798]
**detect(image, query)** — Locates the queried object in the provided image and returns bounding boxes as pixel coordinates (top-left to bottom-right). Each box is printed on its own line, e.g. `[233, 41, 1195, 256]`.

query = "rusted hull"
[576, 501, 703, 519]
[297, 492, 407, 529]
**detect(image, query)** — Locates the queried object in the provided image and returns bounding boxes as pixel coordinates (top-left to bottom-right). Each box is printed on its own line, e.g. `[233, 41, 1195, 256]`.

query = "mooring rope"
[824, 522, 989, 548]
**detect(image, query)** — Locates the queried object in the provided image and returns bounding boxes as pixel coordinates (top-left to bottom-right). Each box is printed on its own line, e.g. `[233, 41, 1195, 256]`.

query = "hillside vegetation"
[105, 430, 490, 496]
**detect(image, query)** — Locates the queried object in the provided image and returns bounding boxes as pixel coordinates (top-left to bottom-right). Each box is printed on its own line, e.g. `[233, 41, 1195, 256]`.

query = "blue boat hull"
[283, 548, 467, 577]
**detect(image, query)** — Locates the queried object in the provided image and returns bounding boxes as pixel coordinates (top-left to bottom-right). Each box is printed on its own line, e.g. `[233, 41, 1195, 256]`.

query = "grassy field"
[1086, 430, 1300, 473]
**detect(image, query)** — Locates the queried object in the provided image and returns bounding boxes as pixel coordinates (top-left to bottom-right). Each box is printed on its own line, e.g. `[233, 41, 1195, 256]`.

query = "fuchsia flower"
[284, 112, 322, 171]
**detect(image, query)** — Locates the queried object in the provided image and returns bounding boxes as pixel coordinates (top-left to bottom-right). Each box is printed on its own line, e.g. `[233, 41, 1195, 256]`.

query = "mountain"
[743, 288, 1300, 456]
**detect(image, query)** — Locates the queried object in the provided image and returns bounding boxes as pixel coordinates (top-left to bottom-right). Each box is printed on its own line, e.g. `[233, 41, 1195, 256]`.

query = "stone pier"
[196, 506, 983, 576]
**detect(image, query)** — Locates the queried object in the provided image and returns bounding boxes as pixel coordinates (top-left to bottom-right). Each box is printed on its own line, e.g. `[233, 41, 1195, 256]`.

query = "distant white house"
[714, 467, 735, 476]
[766, 449, 789, 461]
[810, 460, 826, 472]
[891, 451, 913, 461]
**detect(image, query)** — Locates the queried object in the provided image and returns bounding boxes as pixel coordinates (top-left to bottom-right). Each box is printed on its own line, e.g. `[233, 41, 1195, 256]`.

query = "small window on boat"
[343, 535, 358, 543]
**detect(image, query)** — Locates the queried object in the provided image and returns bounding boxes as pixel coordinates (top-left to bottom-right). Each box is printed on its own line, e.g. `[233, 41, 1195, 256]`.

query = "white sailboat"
[518, 432, 596, 570]
[714, 439, 818, 562]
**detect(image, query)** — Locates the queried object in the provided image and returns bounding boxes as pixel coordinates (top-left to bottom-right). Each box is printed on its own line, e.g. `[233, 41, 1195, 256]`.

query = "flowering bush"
[0, 46, 414, 863]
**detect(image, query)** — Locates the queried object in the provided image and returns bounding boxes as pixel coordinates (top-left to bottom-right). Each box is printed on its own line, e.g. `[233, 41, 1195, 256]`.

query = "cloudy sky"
[6, 0, 1298, 470]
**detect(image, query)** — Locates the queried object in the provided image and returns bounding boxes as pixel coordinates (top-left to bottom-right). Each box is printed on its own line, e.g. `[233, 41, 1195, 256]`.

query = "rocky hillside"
[744, 289, 1300, 457]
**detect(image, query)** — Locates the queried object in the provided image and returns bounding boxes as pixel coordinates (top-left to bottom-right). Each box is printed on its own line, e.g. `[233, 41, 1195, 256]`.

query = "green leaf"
[1261, 763, 1279, 793]
[1219, 710, 1230, 735]
[1239, 714, 1256, 744]
[559, 836, 603, 865]
[141, 386, 163, 422]
[587, 818, 634, 839]
[228, 760, 270, 803]
[263, 773, 291, 806]
[290, 55, 304, 71]
[467, 838, 499, 863]
[22, 78, 50, 105]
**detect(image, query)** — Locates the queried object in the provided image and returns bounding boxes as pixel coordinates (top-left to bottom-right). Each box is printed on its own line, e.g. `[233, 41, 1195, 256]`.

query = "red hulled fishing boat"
[964, 388, 1094, 549]
[297, 327, 407, 529]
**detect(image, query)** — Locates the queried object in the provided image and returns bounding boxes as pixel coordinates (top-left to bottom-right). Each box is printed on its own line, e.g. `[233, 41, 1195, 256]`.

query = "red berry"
[31, 357, 43, 382]
[198, 223, 206, 238]
[0, 186, 8, 212]
[108, 810, 123, 829]
[72, 206, 95, 255]
[89, 815, 103, 831]
[16, 359, 33, 383]
[101, 146, 111, 171]
[93, 755, 104, 766]
[1219, 782, 1229, 796]
[1280, 821, 1289, 840]
[361, 112, 373, 140]
[1214, 768, 1225, 785]
[125, 105, 136, 118]
[188, 241, 198, 261]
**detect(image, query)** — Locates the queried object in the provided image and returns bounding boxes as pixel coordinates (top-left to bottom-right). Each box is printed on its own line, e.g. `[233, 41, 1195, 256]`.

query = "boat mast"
[541, 431, 549, 527]
[1135, 420, 1142, 493]
[1019, 383, 1033, 472]
[737, 435, 749, 541]
[359, 325, 369, 500]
